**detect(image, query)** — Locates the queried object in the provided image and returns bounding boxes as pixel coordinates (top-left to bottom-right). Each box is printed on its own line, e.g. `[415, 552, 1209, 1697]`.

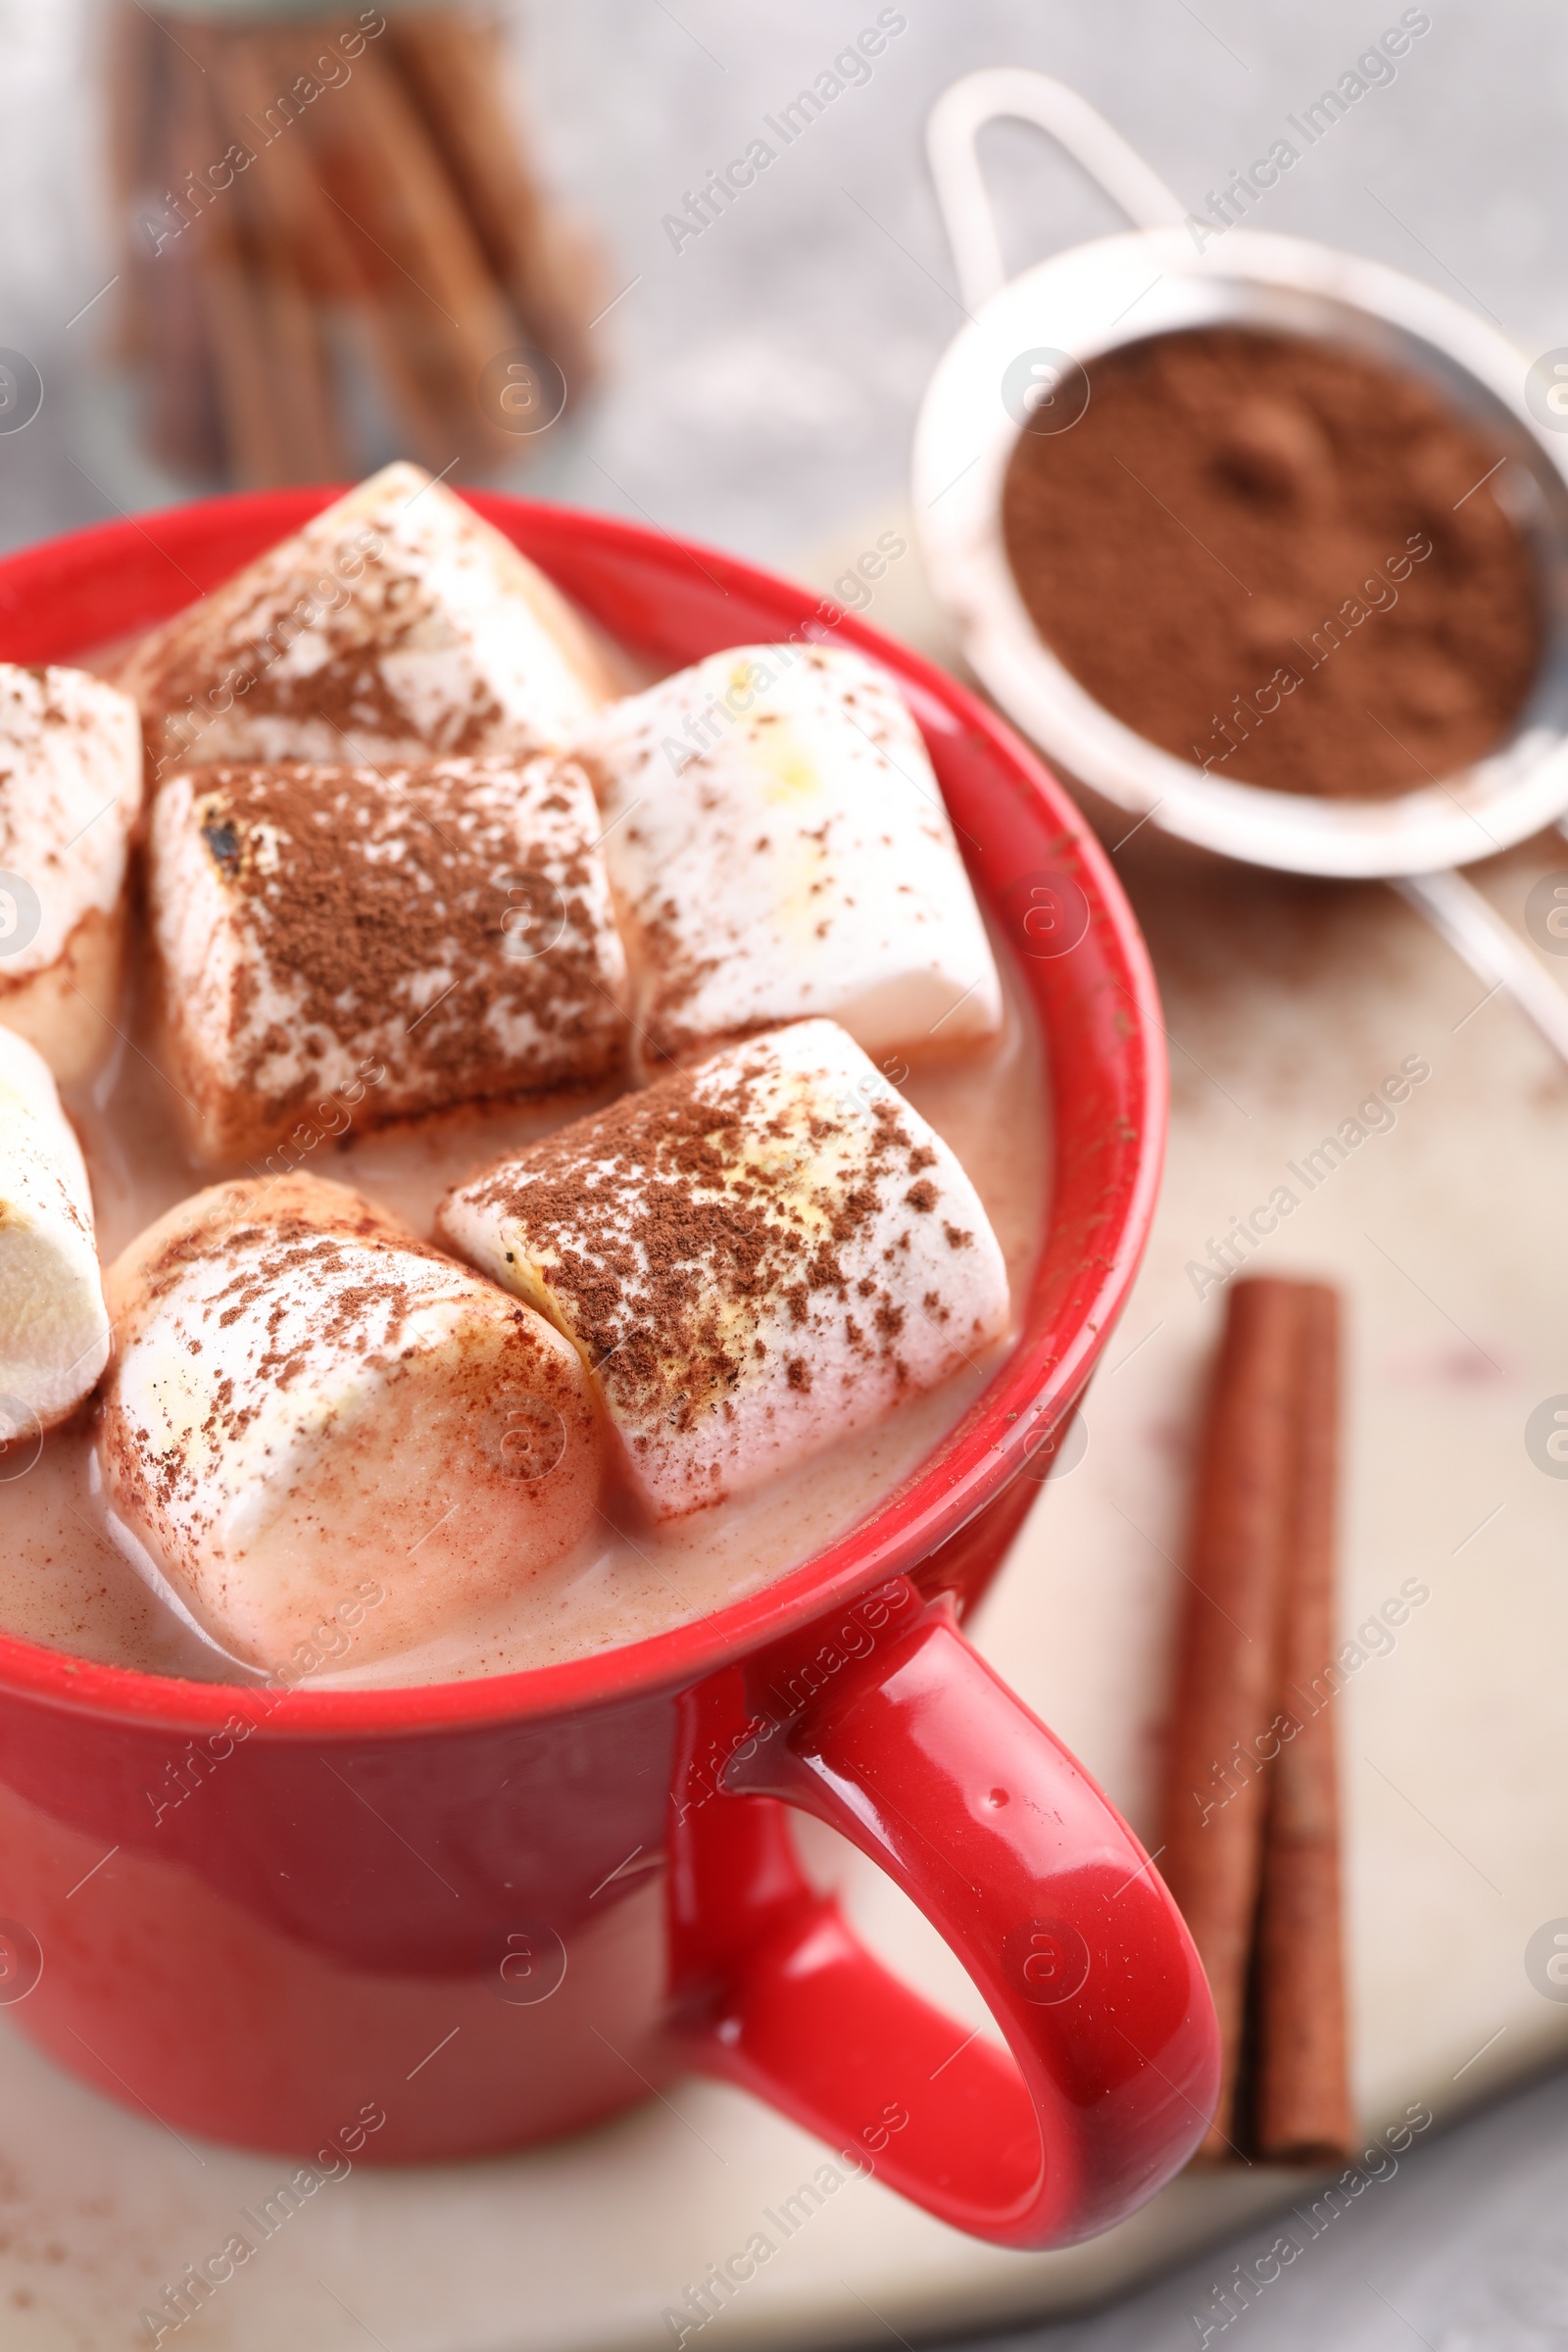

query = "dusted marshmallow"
[148, 756, 629, 1164]
[100, 1176, 604, 1674]
[437, 1018, 1009, 1520]
[0, 663, 142, 1081]
[114, 462, 617, 783]
[0, 1023, 110, 1436]
[575, 643, 1004, 1073]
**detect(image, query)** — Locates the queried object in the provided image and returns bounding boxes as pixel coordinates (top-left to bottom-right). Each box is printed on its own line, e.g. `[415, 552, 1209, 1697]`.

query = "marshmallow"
[0, 663, 143, 1081]
[148, 755, 629, 1164]
[150, 748, 629, 1161]
[0, 1023, 110, 1438]
[100, 1175, 605, 1675]
[574, 643, 1004, 1074]
[437, 1017, 1009, 1521]
[113, 463, 617, 784]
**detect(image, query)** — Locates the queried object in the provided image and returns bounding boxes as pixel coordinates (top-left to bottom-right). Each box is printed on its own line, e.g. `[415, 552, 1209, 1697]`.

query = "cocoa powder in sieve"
[1001, 325, 1543, 799]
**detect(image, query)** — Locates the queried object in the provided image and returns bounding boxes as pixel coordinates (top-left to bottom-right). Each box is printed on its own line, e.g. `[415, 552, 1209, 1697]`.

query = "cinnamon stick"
[387, 8, 599, 393]
[171, 47, 299, 488]
[139, 39, 227, 479]
[208, 25, 455, 475]
[1255, 1283, 1356, 2164]
[106, 1, 161, 221]
[295, 33, 519, 470]
[1159, 1277, 1304, 2159]
[203, 33, 345, 481]
[106, 0, 165, 365]
[114, 3, 599, 484]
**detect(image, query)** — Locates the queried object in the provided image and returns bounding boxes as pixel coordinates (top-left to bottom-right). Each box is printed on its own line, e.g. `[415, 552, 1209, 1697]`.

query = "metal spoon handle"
[1394, 868, 1568, 1069]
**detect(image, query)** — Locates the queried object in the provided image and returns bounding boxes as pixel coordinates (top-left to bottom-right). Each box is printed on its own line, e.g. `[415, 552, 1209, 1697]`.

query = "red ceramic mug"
[0, 494, 1217, 2250]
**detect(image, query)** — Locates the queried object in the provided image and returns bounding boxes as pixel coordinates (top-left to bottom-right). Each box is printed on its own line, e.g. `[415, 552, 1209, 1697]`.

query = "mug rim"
[0, 489, 1165, 1737]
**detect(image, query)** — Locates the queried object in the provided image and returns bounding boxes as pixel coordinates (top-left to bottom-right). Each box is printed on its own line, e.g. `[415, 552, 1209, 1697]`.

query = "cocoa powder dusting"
[123, 1194, 458, 1494]
[181, 756, 625, 1137]
[120, 532, 508, 777]
[1002, 326, 1543, 798]
[466, 1054, 919, 1442]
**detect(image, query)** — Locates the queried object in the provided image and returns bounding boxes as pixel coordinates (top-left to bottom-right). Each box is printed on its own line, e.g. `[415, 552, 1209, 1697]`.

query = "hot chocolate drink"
[0, 468, 1048, 1691]
[1, 966, 1044, 1689]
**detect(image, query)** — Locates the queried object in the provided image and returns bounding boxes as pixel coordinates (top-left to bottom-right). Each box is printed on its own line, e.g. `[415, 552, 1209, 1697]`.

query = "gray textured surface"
[970, 2064, 1568, 2351]
[0, 5, 1564, 2344]
[7, 1, 1568, 564]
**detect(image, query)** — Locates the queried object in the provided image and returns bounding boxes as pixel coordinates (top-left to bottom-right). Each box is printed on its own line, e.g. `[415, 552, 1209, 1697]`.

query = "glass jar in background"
[100, 0, 605, 492]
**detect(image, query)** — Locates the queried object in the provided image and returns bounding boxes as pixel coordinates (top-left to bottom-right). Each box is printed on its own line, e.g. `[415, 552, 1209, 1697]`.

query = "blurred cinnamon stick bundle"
[107, 1, 602, 485]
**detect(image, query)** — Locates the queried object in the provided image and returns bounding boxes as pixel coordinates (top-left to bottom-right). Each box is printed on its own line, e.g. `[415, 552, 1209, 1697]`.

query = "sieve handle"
[926, 69, 1187, 313]
[1394, 868, 1568, 1072]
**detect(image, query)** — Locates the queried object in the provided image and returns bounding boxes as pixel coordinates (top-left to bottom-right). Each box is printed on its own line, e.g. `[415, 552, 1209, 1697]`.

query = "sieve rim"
[913, 222, 1568, 881]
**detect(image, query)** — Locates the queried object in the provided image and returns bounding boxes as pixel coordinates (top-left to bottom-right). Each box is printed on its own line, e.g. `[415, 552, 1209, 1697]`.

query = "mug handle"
[671, 1580, 1218, 2248]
